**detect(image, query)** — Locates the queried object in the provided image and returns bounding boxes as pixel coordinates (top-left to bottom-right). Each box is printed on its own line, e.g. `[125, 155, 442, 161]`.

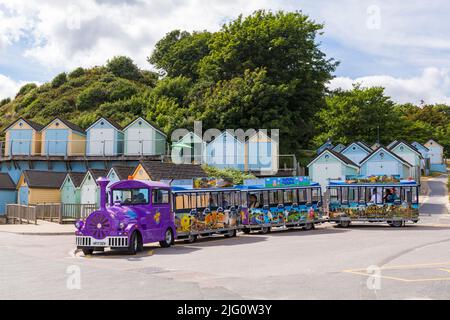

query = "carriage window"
[298, 189, 308, 203]
[401, 187, 413, 203]
[113, 188, 149, 205]
[262, 191, 269, 206]
[292, 189, 298, 203]
[209, 193, 219, 208]
[341, 187, 349, 204]
[358, 187, 366, 203]
[284, 190, 294, 204]
[269, 190, 279, 205]
[311, 188, 320, 203]
[329, 188, 338, 202]
[241, 192, 248, 207]
[152, 189, 169, 204]
[348, 187, 357, 202]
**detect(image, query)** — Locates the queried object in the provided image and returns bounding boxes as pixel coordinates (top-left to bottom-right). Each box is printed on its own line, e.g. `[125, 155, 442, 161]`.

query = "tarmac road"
[0, 175, 449, 300]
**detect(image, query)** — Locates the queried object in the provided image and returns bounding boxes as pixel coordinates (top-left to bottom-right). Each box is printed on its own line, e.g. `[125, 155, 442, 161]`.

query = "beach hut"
[316, 139, 334, 154]
[205, 130, 245, 170]
[79, 169, 109, 205]
[86, 117, 123, 156]
[307, 149, 359, 191]
[389, 140, 422, 180]
[60, 172, 86, 205]
[341, 142, 373, 165]
[123, 117, 167, 156]
[17, 170, 66, 205]
[411, 141, 430, 174]
[0, 173, 17, 215]
[131, 161, 207, 182]
[245, 131, 279, 173]
[3, 118, 44, 156]
[424, 139, 446, 173]
[41, 117, 86, 156]
[171, 132, 206, 164]
[359, 147, 412, 179]
[332, 143, 346, 153]
[107, 166, 135, 184]
[424, 139, 444, 165]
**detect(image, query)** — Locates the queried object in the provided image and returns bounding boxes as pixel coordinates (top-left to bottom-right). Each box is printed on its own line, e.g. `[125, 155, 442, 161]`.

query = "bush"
[106, 78, 138, 101]
[106, 56, 141, 81]
[0, 98, 11, 107]
[68, 67, 85, 79]
[16, 83, 37, 97]
[41, 100, 74, 117]
[202, 166, 256, 185]
[51, 72, 67, 88]
[76, 83, 109, 111]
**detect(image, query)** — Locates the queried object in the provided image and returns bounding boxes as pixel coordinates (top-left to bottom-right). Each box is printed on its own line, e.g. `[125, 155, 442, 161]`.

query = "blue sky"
[1, 0, 450, 104]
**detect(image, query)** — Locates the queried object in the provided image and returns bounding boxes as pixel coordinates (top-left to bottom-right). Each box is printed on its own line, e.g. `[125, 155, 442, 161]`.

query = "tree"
[106, 56, 141, 81]
[148, 30, 212, 80]
[315, 85, 402, 146]
[68, 67, 85, 79]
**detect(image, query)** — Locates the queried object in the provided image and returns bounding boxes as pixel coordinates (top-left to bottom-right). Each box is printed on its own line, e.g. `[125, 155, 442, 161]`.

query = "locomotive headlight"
[75, 220, 84, 230]
[119, 222, 126, 230]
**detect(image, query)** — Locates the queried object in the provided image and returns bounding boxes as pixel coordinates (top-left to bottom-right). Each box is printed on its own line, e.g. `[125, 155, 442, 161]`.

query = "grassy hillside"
[0, 57, 159, 132]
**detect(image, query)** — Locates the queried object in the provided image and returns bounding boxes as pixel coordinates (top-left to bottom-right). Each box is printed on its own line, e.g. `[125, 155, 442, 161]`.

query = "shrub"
[106, 56, 141, 81]
[51, 72, 68, 88]
[68, 67, 85, 79]
[76, 83, 109, 111]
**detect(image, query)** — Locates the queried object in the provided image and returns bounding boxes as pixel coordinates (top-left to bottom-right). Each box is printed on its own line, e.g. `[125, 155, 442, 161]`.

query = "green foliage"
[202, 165, 256, 185]
[315, 85, 398, 146]
[76, 83, 109, 111]
[0, 98, 11, 107]
[16, 83, 37, 97]
[106, 56, 141, 81]
[51, 72, 67, 88]
[68, 67, 85, 79]
[315, 86, 450, 156]
[149, 30, 212, 80]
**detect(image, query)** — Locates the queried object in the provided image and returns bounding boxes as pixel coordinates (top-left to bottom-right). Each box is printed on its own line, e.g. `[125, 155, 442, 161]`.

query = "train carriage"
[172, 187, 248, 242]
[240, 184, 324, 234]
[327, 176, 420, 228]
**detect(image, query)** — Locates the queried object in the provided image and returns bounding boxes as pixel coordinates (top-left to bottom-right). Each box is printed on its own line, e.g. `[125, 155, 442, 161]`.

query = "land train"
[75, 176, 419, 255]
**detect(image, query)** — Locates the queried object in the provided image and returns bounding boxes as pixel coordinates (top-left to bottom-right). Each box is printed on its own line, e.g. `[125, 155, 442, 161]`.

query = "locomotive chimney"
[96, 177, 110, 211]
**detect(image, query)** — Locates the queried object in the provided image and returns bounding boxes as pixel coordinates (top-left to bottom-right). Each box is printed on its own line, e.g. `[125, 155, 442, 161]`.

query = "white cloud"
[328, 67, 450, 104]
[0, 0, 286, 71]
[0, 74, 30, 99]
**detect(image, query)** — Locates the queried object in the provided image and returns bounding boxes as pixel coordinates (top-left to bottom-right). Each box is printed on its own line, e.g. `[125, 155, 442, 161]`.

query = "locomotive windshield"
[112, 188, 150, 205]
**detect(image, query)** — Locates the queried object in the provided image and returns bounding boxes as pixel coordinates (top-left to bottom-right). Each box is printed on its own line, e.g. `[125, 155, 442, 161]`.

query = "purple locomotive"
[75, 177, 176, 255]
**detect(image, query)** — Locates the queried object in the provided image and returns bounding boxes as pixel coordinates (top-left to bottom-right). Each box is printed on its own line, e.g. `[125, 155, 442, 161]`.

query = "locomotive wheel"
[82, 248, 94, 256]
[224, 229, 237, 238]
[160, 228, 174, 248]
[128, 231, 142, 255]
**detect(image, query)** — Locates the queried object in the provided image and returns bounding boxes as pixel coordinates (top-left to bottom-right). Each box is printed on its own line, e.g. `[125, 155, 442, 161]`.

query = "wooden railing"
[6, 203, 98, 224]
[6, 204, 37, 224]
[61, 204, 97, 221]
[35, 204, 62, 223]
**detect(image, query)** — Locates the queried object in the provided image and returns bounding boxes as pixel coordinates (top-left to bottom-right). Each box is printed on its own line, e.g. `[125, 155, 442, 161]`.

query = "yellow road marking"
[343, 262, 450, 282]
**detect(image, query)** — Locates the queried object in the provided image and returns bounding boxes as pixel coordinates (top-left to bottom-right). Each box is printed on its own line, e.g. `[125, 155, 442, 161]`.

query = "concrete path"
[0, 220, 75, 235]
[419, 173, 450, 225]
